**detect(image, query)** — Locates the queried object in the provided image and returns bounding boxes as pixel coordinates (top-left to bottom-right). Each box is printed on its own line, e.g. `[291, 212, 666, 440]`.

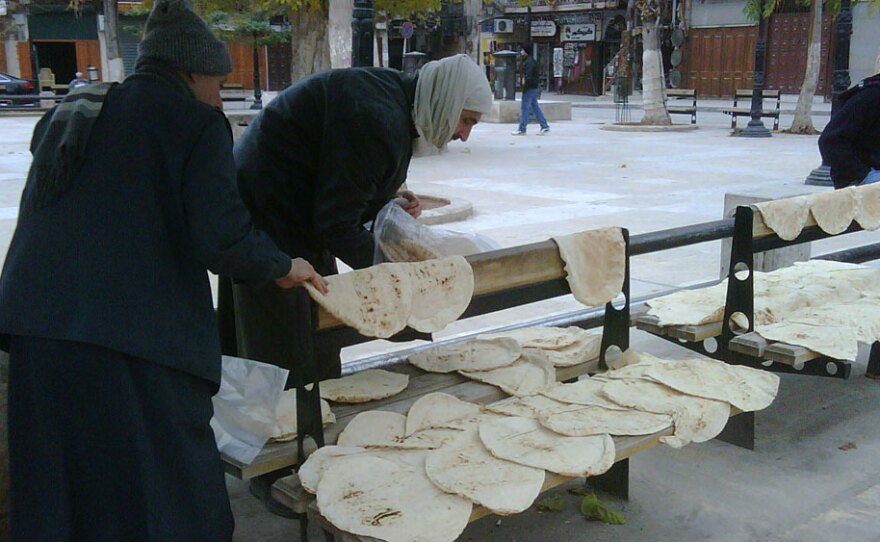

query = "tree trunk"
[328, 0, 352, 68]
[103, 0, 125, 81]
[290, 2, 331, 83]
[464, 0, 481, 63]
[789, 0, 822, 134]
[640, 17, 671, 125]
[874, 44, 880, 74]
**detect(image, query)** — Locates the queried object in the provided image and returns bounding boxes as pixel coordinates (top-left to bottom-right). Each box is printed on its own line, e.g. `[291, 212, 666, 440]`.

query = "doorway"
[34, 41, 78, 84]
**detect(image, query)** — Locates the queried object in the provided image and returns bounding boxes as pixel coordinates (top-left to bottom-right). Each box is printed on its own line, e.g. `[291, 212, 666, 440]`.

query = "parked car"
[0, 72, 39, 107]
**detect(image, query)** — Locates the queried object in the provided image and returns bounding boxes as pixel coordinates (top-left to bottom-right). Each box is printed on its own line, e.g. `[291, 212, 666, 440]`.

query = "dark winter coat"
[0, 61, 290, 384]
[819, 74, 880, 189]
[523, 55, 541, 90]
[234, 68, 418, 271]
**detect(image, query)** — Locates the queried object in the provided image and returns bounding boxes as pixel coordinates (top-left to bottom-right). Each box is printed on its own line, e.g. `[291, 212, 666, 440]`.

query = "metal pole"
[351, 0, 375, 67]
[741, 0, 771, 138]
[805, 0, 853, 185]
[250, 34, 263, 110]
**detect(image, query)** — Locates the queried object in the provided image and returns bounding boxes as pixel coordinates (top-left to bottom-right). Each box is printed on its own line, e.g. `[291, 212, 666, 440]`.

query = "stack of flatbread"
[753, 183, 880, 241]
[647, 260, 880, 360]
[409, 326, 602, 397]
[305, 256, 474, 338]
[320, 369, 410, 404]
[302, 353, 780, 541]
[270, 389, 336, 443]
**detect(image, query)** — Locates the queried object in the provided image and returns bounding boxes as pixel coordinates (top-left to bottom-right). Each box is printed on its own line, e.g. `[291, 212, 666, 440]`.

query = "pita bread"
[484, 394, 575, 418]
[810, 188, 857, 235]
[756, 321, 857, 361]
[409, 336, 521, 373]
[645, 358, 780, 412]
[479, 416, 616, 477]
[407, 256, 474, 333]
[320, 369, 409, 404]
[317, 454, 472, 542]
[540, 378, 629, 410]
[305, 263, 413, 338]
[539, 405, 672, 437]
[486, 326, 591, 350]
[601, 379, 731, 448]
[646, 281, 728, 326]
[855, 182, 880, 230]
[553, 228, 626, 307]
[300, 446, 368, 494]
[336, 411, 407, 447]
[270, 389, 336, 443]
[461, 357, 556, 396]
[754, 195, 811, 241]
[536, 335, 603, 367]
[405, 393, 481, 436]
[425, 426, 545, 515]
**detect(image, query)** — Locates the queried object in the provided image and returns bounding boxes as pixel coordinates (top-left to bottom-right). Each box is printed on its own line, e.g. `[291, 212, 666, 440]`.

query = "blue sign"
[401, 21, 415, 39]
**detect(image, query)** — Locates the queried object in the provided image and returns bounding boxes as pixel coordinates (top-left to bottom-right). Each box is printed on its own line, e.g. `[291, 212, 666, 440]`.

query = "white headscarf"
[412, 54, 493, 155]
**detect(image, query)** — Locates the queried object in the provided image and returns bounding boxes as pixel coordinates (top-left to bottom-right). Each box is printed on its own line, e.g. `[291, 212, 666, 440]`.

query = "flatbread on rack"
[405, 393, 481, 436]
[753, 195, 811, 241]
[855, 182, 880, 230]
[408, 336, 521, 373]
[461, 357, 556, 397]
[425, 426, 545, 515]
[809, 188, 857, 235]
[305, 263, 413, 339]
[270, 389, 335, 443]
[539, 405, 672, 437]
[320, 369, 409, 404]
[407, 256, 474, 333]
[317, 454, 472, 542]
[478, 416, 615, 477]
[553, 228, 626, 307]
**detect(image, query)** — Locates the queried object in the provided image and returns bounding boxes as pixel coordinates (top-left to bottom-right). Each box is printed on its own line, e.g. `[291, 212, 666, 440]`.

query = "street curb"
[418, 197, 473, 225]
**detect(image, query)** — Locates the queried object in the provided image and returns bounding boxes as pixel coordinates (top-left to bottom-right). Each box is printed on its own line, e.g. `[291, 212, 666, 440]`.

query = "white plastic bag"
[210, 355, 289, 465]
[373, 201, 500, 264]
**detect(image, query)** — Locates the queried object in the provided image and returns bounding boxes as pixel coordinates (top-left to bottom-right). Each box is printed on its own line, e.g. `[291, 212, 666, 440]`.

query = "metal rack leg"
[299, 515, 309, 542]
[866, 342, 880, 380]
[588, 458, 629, 500]
[322, 529, 335, 542]
[716, 411, 755, 450]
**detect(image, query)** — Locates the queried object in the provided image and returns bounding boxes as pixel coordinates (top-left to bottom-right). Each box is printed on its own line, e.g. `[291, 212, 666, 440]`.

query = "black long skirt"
[7, 335, 234, 542]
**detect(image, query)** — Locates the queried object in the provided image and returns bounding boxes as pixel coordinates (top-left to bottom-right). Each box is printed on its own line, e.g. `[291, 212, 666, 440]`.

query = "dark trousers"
[7, 336, 233, 542]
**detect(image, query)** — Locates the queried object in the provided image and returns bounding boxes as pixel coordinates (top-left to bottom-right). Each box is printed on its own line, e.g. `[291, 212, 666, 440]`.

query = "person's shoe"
[538, 127, 551, 135]
[511, 130, 526, 136]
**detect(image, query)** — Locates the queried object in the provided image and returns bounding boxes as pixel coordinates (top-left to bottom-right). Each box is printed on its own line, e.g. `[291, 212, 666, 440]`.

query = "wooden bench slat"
[728, 332, 770, 358]
[764, 342, 821, 366]
[666, 321, 723, 342]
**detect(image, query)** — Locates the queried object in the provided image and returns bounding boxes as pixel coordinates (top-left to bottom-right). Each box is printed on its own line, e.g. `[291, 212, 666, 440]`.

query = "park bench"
[666, 88, 697, 124]
[722, 89, 781, 131]
[220, 83, 247, 105]
[633, 194, 880, 448]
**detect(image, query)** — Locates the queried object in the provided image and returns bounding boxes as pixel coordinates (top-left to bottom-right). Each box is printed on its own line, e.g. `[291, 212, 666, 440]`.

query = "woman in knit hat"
[0, 0, 326, 539]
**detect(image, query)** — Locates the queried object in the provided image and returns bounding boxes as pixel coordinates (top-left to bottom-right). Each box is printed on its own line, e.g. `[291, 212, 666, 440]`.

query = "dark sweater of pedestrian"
[818, 73, 880, 188]
[512, 44, 550, 136]
[0, 0, 326, 539]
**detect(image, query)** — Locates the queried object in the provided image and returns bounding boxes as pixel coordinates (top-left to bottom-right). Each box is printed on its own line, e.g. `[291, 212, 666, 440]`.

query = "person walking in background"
[512, 44, 550, 136]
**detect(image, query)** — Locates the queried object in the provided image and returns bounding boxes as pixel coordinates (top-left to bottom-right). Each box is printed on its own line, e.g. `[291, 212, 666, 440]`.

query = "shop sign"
[530, 20, 557, 38]
[562, 23, 597, 42]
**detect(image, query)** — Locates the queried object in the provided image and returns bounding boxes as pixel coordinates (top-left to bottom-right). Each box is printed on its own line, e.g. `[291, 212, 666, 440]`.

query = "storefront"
[485, 4, 626, 96]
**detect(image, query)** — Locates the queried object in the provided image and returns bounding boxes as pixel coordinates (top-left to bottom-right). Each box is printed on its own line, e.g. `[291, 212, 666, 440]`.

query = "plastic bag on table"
[373, 201, 500, 264]
[210, 355, 289, 465]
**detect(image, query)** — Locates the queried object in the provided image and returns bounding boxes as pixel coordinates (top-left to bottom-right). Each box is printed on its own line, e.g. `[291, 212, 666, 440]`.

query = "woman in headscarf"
[227, 54, 492, 511]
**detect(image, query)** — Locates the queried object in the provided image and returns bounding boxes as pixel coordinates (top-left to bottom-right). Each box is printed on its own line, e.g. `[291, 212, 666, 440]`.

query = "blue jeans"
[861, 169, 880, 185]
[518, 87, 549, 133]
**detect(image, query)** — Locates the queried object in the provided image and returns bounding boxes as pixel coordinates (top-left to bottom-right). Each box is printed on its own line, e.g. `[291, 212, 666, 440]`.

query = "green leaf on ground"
[579, 494, 626, 525]
[535, 494, 567, 512]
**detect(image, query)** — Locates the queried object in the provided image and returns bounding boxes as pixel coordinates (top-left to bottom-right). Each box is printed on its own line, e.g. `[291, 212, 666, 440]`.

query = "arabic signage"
[530, 20, 557, 38]
[562, 23, 597, 42]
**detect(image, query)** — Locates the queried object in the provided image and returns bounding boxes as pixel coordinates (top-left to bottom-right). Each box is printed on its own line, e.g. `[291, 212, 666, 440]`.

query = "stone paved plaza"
[2, 105, 880, 541]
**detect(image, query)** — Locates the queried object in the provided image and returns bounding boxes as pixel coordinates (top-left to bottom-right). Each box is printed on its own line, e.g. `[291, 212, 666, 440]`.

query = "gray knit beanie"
[137, 0, 232, 75]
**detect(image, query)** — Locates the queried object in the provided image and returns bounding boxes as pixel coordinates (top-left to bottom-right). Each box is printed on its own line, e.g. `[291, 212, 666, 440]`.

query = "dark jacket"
[523, 55, 541, 90]
[234, 68, 418, 270]
[819, 75, 880, 189]
[0, 62, 290, 384]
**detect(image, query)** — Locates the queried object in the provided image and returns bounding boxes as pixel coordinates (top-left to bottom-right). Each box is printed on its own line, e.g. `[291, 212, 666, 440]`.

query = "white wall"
[688, 0, 752, 28]
[850, 3, 880, 84]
